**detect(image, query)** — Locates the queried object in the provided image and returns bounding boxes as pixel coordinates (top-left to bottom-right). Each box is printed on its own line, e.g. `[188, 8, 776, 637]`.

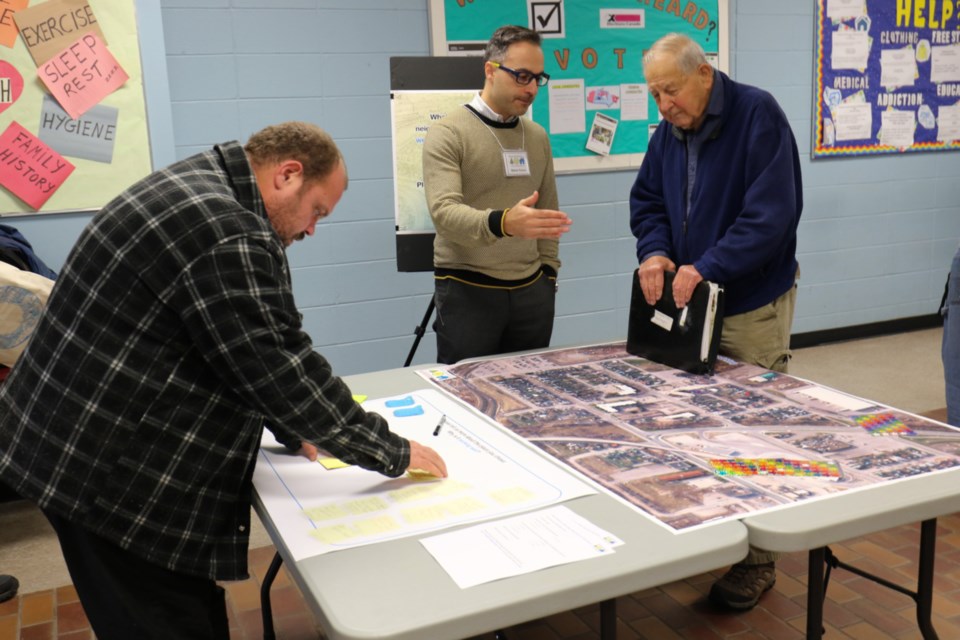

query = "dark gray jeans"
[433, 274, 555, 364]
[43, 508, 230, 640]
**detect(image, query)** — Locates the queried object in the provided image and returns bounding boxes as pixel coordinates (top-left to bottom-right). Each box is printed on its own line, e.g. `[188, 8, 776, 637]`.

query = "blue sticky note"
[393, 405, 424, 418]
[385, 396, 416, 408]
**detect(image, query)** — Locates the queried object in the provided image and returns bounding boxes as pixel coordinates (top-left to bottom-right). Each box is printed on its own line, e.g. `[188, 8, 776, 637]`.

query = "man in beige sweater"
[422, 25, 572, 364]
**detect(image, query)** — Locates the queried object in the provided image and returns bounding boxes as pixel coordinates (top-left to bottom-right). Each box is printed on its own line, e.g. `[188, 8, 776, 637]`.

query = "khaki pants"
[719, 276, 798, 564]
[720, 279, 798, 373]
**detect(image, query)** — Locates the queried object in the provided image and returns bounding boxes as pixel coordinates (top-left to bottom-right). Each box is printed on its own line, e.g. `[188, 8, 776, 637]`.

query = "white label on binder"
[651, 309, 673, 331]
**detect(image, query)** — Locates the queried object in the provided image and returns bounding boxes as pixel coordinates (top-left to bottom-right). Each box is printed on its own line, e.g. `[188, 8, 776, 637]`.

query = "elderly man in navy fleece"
[629, 33, 802, 611]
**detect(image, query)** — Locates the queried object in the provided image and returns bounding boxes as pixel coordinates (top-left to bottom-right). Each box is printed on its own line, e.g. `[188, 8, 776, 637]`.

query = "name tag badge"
[502, 150, 531, 177]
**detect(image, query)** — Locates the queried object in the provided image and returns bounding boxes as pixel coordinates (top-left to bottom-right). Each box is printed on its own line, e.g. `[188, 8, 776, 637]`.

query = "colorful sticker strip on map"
[854, 413, 916, 436]
[710, 458, 841, 478]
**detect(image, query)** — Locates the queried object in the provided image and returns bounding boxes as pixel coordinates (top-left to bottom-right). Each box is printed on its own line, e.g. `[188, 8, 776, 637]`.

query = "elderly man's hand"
[637, 256, 676, 306]
[671, 264, 704, 308]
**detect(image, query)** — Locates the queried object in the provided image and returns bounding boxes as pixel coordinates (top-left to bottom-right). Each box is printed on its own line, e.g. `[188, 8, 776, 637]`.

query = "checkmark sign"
[536, 4, 558, 27]
[530, 1, 563, 36]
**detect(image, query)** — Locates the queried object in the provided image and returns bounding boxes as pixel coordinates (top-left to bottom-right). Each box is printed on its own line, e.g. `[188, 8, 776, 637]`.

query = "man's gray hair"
[484, 25, 542, 63]
[642, 33, 708, 76]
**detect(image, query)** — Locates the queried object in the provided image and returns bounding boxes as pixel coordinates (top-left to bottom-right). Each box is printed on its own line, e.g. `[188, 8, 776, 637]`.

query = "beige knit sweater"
[422, 105, 560, 281]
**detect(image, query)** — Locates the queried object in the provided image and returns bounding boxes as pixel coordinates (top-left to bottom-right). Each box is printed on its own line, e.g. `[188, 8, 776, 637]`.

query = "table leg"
[917, 519, 939, 640]
[808, 519, 940, 640]
[261, 551, 284, 640]
[806, 547, 826, 639]
[600, 598, 616, 640]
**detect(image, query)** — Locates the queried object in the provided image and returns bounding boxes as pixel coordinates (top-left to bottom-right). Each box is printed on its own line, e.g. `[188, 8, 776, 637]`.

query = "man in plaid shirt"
[0, 122, 446, 639]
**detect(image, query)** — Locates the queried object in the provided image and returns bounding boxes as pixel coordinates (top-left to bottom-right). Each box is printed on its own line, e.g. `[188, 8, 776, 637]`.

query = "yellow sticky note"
[318, 457, 351, 470]
[406, 467, 438, 480]
[352, 394, 368, 403]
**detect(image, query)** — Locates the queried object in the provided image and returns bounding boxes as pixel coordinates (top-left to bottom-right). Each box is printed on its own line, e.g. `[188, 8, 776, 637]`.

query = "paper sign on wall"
[38, 94, 117, 163]
[0, 0, 29, 49]
[0, 61, 24, 116]
[13, 0, 104, 66]
[38, 33, 128, 120]
[0, 121, 75, 209]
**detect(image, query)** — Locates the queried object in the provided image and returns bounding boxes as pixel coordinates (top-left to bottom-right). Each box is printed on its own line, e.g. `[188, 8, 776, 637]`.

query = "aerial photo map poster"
[421, 343, 960, 531]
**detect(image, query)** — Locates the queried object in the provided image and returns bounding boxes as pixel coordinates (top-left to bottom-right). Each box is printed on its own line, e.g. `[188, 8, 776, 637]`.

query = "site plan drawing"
[420, 343, 960, 532]
[254, 390, 594, 561]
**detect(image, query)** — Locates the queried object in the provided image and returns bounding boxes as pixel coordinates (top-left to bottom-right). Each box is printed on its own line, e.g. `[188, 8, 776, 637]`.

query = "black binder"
[626, 268, 724, 374]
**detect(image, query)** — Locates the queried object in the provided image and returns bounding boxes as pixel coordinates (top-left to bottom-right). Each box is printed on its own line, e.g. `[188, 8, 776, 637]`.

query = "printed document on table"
[254, 390, 595, 561]
[420, 505, 623, 589]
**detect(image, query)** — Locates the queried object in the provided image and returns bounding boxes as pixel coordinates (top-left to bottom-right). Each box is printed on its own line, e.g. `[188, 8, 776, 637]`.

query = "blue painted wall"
[9, 0, 960, 376]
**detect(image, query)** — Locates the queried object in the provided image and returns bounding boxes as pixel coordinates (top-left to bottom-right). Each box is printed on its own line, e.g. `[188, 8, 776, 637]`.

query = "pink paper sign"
[0, 121, 75, 210]
[0, 60, 23, 115]
[38, 33, 128, 120]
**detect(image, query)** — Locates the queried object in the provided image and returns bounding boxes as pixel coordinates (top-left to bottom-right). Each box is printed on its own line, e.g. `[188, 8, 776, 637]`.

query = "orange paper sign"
[39, 33, 127, 120]
[0, 0, 29, 49]
[0, 121, 75, 210]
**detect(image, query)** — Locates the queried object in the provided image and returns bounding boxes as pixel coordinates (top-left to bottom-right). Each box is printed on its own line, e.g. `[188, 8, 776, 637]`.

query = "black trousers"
[433, 274, 556, 365]
[43, 509, 230, 640]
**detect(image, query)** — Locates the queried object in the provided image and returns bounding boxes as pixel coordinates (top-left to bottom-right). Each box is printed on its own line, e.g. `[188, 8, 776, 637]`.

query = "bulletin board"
[0, 0, 154, 215]
[813, 0, 960, 158]
[427, 0, 729, 174]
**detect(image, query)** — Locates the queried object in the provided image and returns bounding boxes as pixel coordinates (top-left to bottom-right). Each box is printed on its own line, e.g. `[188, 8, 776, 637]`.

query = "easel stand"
[404, 295, 435, 367]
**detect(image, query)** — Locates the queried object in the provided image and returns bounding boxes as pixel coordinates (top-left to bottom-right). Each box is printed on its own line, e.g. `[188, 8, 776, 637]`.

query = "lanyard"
[468, 109, 531, 177]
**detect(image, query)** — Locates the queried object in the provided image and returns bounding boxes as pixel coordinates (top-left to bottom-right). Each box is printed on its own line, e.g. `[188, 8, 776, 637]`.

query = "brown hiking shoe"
[709, 561, 776, 610]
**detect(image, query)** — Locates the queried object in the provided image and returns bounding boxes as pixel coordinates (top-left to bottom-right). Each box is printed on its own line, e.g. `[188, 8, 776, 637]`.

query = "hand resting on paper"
[297, 442, 319, 461]
[294, 440, 446, 478]
[406, 440, 448, 478]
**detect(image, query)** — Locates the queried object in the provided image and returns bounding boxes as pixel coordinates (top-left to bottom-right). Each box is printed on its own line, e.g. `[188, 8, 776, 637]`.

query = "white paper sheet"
[880, 46, 918, 88]
[832, 31, 869, 70]
[619, 83, 649, 121]
[879, 109, 916, 148]
[547, 78, 586, 134]
[420, 505, 622, 588]
[932, 44, 960, 84]
[835, 101, 873, 140]
[254, 390, 595, 561]
[938, 103, 960, 142]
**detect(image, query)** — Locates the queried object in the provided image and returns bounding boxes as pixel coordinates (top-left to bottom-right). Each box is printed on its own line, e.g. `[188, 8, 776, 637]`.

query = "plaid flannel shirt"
[0, 142, 409, 580]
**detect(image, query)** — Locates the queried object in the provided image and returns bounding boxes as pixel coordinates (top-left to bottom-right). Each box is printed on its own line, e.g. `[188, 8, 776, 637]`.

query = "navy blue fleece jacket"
[629, 70, 802, 316]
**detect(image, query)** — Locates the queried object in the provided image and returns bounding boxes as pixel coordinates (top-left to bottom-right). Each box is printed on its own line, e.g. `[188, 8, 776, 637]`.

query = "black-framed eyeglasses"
[489, 61, 550, 87]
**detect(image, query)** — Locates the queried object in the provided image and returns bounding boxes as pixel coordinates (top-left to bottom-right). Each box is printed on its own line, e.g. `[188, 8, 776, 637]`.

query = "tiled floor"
[4, 510, 960, 640]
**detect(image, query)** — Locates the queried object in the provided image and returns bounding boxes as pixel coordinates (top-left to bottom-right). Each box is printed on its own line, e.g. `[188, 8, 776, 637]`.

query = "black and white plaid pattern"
[0, 142, 408, 580]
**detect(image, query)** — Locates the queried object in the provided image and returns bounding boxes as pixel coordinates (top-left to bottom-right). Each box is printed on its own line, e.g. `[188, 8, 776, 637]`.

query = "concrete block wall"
[735, 0, 960, 333]
[11, 0, 960, 376]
